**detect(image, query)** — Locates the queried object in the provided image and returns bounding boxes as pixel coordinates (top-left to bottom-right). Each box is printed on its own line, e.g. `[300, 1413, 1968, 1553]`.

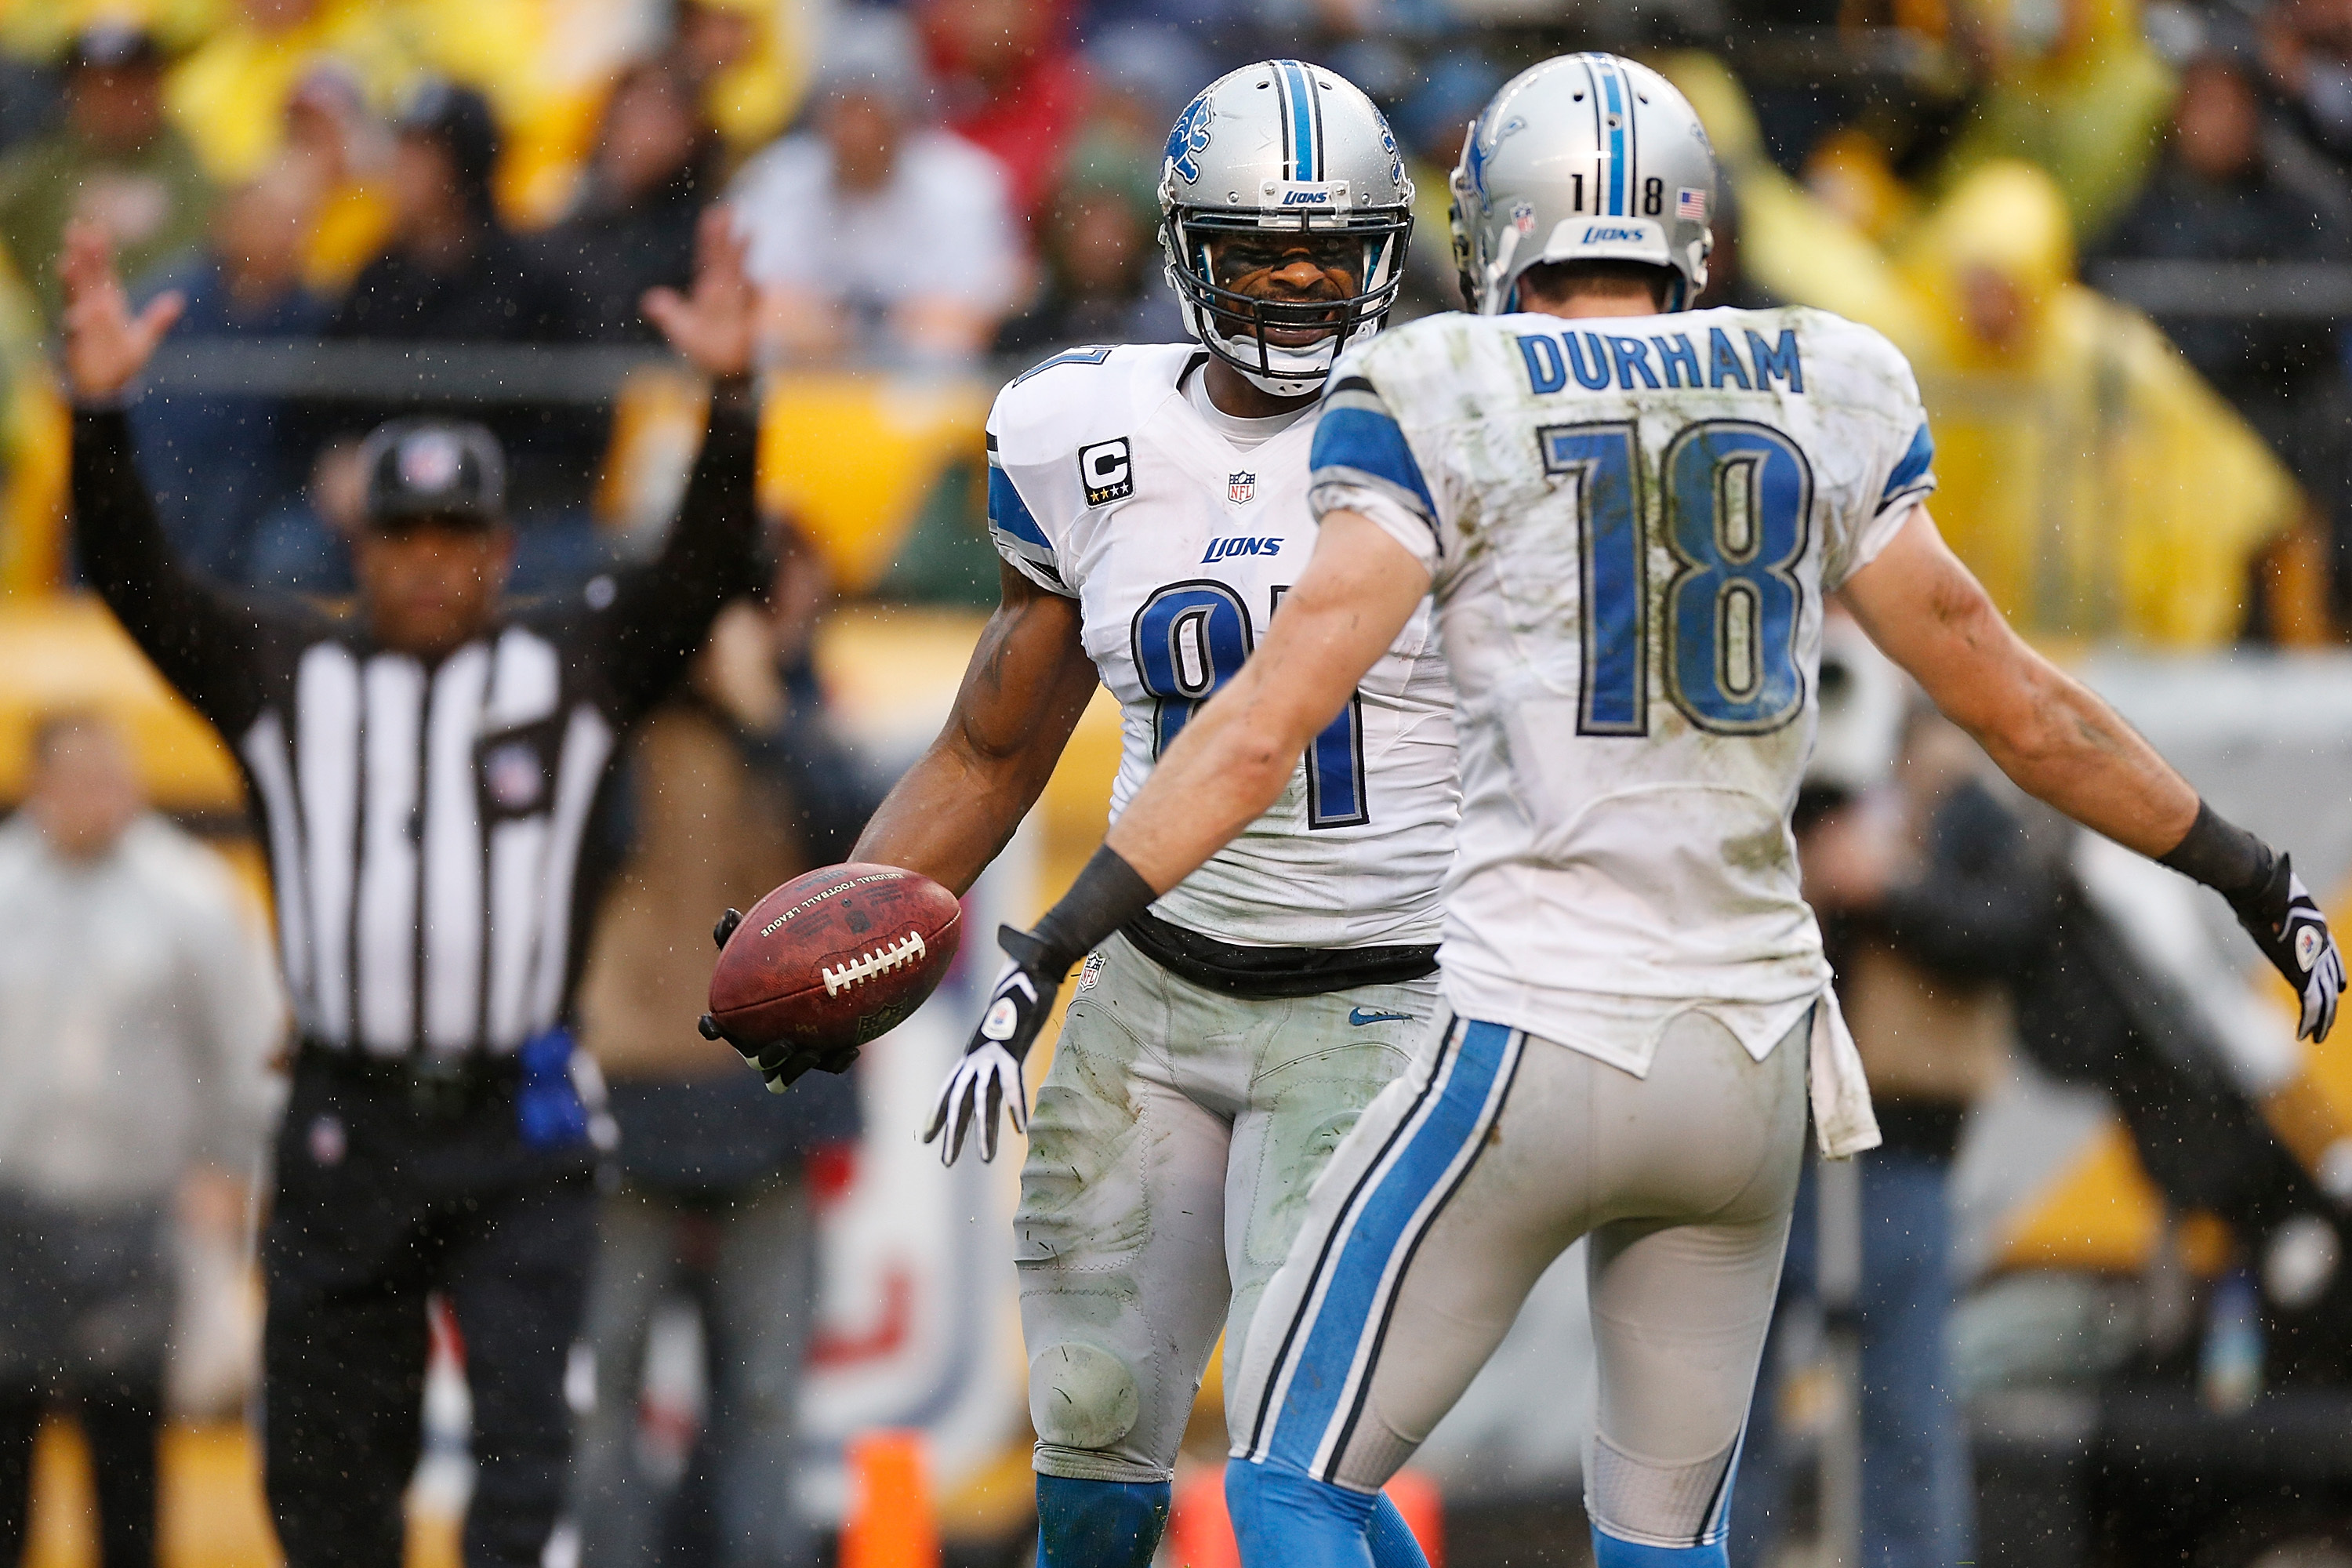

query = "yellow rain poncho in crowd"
[1657, 51, 1934, 344]
[165, 0, 422, 184]
[1652, 56, 2292, 647]
[1896, 161, 2295, 644]
[154, 0, 815, 230]
[1933, 0, 2177, 241]
[0, 249, 65, 598]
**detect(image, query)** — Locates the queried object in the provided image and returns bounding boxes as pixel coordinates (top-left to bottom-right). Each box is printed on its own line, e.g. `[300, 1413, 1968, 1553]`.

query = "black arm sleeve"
[593, 384, 765, 725]
[1871, 781, 2060, 982]
[71, 408, 274, 732]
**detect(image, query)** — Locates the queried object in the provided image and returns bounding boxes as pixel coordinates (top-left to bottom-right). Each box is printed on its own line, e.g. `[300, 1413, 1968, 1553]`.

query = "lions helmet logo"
[1375, 108, 1405, 187]
[1166, 93, 1214, 185]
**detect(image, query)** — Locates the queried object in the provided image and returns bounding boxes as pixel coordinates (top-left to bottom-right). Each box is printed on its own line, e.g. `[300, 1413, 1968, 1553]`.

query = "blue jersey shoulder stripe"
[987, 463, 1051, 550]
[1311, 404, 1436, 517]
[1881, 421, 1935, 503]
[1011, 346, 1114, 386]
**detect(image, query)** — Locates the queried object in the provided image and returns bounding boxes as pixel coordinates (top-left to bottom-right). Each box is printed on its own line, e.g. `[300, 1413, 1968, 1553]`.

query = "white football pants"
[1014, 932, 1438, 1483]
[1229, 1007, 1808, 1552]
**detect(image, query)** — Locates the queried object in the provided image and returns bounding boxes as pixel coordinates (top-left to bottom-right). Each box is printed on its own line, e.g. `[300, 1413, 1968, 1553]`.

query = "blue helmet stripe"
[1280, 60, 1317, 180]
[1601, 64, 1627, 216]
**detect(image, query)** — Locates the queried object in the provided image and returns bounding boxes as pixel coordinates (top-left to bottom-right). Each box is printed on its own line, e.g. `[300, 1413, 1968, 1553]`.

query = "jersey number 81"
[1541, 419, 1813, 736]
[1131, 582, 1370, 829]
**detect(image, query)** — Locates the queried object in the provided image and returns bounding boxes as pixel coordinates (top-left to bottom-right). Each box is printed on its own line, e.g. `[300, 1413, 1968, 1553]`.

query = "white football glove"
[921, 938, 1058, 1164]
[2230, 857, 2347, 1042]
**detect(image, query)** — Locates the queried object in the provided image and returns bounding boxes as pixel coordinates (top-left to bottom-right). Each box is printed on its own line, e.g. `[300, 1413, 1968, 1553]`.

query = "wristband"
[1023, 845, 1158, 978]
[2158, 800, 2274, 903]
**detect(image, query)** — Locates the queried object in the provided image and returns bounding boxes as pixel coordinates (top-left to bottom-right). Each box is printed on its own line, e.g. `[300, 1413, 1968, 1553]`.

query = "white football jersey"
[987, 343, 1457, 951]
[1309, 306, 1936, 1073]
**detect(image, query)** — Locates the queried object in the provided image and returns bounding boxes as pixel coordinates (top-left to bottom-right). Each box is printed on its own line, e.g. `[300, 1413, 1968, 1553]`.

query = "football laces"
[820, 929, 928, 997]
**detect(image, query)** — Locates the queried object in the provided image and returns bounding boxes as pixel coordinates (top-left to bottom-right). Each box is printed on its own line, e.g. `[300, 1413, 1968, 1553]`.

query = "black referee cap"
[358, 419, 507, 528]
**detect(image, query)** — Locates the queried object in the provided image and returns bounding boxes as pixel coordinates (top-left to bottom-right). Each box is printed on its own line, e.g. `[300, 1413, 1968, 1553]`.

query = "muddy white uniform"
[1228, 304, 1932, 1548]
[986, 342, 1458, 1483]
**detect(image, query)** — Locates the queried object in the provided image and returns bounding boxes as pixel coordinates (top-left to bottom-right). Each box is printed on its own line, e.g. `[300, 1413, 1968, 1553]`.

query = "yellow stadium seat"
[756, 373, 993, 597]
[0, 597, 246, 812]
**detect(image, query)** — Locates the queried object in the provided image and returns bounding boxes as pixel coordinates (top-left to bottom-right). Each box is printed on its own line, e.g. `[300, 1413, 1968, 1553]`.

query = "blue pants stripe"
[1257, 1018, 1519, 1477]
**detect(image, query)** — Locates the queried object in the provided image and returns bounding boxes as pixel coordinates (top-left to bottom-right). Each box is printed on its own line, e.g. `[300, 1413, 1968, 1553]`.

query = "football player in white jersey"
[828, 63, 1450, 1568]
[942, 53, 2348, 1568]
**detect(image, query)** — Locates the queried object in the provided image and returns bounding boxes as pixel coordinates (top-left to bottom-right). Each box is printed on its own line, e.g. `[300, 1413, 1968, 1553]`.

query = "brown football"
[706, 863, 963, 1054]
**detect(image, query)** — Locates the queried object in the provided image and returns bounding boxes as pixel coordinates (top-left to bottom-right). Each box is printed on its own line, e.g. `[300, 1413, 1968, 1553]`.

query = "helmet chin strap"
[1223, 328, 1336, 401]
[1180, 289, 1342, 398]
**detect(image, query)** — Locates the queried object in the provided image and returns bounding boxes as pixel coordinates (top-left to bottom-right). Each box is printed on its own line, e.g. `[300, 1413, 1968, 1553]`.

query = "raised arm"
[851, 561, 1099, 895]
[597, 209, 768, 721]
[1841, 505, 2344, 1038]
[60, 221, 263, 726]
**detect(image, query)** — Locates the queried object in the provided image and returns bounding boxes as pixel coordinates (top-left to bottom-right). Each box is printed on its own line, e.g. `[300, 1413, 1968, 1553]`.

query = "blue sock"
[1035, 1475, 1171, 1568]
[1366, 1490, 1431, 1568]
[1226, 1457, 1378, 1568]
[1588, 1526, 1730, 1567]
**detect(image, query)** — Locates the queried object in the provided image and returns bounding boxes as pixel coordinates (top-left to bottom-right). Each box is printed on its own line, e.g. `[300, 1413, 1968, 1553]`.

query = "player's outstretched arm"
[852, 562, 1099, 895]
[1842, 506, 2346, 1039]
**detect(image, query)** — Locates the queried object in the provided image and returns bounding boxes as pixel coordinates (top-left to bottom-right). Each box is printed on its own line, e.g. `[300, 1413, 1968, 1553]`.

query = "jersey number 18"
[1131, 583, 1370, 829]
[1541, 419, 1813, 736]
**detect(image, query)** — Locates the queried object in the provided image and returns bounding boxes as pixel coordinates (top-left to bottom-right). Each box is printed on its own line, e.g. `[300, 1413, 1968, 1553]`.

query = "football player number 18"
[1541, 419, 1813, 737]
[1131, 582, 1371, 830]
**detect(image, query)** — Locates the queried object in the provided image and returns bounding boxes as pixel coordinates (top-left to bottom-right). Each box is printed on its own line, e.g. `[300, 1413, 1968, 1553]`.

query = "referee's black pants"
[263, 1049, 596, 1568]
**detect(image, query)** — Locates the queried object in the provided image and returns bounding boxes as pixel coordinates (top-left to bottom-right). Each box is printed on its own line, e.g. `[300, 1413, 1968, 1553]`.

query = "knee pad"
[1585, 1432, 1740, 1551]
[1029, 1342, 1142, 1452]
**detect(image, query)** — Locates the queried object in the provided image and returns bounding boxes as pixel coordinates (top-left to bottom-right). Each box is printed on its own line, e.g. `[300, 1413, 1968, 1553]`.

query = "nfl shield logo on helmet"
[1229, 472, 1257, 504]
[1512, 200, 1537, 234]
[398, 429, 464, 494]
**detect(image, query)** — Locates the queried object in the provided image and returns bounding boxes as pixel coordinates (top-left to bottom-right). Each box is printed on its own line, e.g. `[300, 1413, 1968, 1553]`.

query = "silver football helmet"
[1159, 60, 1415, 397]
[1449, 53, 1715, 314]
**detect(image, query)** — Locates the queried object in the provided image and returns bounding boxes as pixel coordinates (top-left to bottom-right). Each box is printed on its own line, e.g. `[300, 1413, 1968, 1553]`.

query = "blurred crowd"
[0, 0, 2345, 639]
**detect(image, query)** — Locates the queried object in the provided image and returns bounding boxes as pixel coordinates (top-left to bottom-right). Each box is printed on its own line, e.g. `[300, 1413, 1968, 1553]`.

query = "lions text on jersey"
[987, 343, 1457, 952]
[1308, 304, 1936, 1073]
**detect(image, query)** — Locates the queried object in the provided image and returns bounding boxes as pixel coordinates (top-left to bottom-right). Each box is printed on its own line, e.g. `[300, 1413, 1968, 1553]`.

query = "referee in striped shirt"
[57, 212, 766, 1568]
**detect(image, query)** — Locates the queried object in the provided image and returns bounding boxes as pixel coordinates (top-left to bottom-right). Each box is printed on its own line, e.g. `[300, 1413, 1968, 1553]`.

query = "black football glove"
[2227, 858, 2347, 1042]
[699, 907, 863, 1092]
[921, 926, 1061, 1165]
